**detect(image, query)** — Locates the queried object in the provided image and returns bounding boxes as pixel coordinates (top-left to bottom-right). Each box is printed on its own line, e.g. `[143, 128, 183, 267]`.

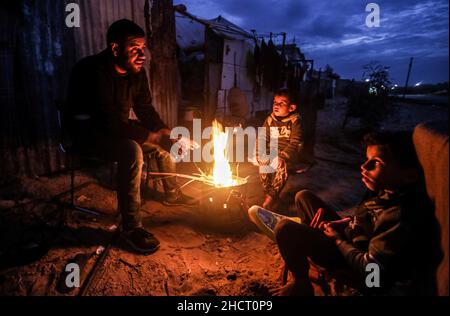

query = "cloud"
[177, 0, 449, 83]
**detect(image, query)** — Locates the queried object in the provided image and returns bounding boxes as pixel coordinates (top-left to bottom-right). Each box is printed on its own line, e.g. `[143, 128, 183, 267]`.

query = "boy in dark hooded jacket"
[256, 89, 304, 209]
[272, 131, 441, 296]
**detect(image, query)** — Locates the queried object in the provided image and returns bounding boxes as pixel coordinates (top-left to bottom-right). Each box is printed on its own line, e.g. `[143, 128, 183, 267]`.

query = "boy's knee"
[295, 189, 314, 204]
[275, 218, 299, 242]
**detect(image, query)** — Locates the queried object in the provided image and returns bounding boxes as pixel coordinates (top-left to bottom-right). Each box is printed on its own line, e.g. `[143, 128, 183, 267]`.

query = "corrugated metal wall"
[0, 0, 178, 184]
[147, 0, 178, 129]
[71, 0, 178, 128]
[0, 1, 73, 183]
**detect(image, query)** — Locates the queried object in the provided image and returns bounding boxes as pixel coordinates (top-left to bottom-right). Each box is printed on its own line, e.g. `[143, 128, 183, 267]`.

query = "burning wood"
[148, 119, 248, 189]
[211, 120, 238, 188]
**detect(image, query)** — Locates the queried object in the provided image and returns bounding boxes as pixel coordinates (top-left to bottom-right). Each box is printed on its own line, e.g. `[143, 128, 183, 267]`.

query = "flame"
[211, 120, 237, 187]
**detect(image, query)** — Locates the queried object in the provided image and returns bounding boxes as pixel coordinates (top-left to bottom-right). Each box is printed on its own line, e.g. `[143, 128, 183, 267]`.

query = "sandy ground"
[0, 98, 447, 296]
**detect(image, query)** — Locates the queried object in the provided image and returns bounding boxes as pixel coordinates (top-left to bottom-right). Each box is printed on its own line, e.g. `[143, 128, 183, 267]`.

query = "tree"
[362, 61, 391, 96]
[343, 62, 393, 130]
[359, 61, 392, 129]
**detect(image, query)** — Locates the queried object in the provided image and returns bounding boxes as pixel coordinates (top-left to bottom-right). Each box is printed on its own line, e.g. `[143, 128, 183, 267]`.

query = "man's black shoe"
[122, 227, 160, 254]
[163, 191, 197, 207]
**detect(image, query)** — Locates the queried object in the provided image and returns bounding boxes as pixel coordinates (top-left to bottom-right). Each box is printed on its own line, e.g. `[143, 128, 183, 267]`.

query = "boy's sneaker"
[248, 205, 302, 242]
[163, 190, 197, 207]
[122, 227, 160, 254]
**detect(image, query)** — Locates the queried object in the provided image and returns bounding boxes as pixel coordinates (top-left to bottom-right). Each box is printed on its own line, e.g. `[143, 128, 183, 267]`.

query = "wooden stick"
[146, 172, 217, 186]
[310, 208, 324, 228]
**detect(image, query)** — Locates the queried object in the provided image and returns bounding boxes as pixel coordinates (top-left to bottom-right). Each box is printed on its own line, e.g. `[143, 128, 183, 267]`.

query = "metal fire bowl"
[198, 176, 251, 233]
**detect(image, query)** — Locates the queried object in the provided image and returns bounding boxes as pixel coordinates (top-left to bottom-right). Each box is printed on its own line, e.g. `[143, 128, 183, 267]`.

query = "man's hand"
[172, 136, 200, 160]
[177, 136, 200, 151]
[159, 127, 199, 150]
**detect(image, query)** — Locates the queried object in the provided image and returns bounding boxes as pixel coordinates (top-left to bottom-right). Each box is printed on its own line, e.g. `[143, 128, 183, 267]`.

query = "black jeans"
[87, 138, 177, 231]
[274, 190, 347, 281]
[141, 142, 178, 194]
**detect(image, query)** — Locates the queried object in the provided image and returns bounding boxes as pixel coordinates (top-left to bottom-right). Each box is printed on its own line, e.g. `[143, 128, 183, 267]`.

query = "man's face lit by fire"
[112, 36, 147, 74]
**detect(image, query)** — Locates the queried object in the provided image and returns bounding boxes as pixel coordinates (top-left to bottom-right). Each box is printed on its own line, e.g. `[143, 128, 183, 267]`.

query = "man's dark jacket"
[66, 49, 167, 145]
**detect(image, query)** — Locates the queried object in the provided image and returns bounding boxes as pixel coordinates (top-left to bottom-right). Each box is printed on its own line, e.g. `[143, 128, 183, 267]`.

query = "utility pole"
[403, 57, 414, 98]
[281, 32, 286, 55]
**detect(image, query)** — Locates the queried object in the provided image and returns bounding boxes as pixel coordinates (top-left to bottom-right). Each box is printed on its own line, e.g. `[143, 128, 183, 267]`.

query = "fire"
[211, 120, 237, 187]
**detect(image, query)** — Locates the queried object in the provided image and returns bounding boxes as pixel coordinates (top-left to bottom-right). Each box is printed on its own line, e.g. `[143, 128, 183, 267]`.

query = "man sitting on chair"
[66, 19, 195, 254]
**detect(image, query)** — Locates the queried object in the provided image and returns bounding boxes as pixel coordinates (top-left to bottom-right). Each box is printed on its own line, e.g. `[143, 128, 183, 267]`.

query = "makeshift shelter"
[176, 8, 285, 123]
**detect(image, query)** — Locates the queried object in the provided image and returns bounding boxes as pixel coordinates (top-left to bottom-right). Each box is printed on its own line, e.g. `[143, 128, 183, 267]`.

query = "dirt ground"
[0, 98, 447, 296]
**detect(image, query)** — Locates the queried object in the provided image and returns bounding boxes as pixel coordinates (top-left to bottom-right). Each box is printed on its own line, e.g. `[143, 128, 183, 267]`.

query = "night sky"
[177, 0, 449, 84]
